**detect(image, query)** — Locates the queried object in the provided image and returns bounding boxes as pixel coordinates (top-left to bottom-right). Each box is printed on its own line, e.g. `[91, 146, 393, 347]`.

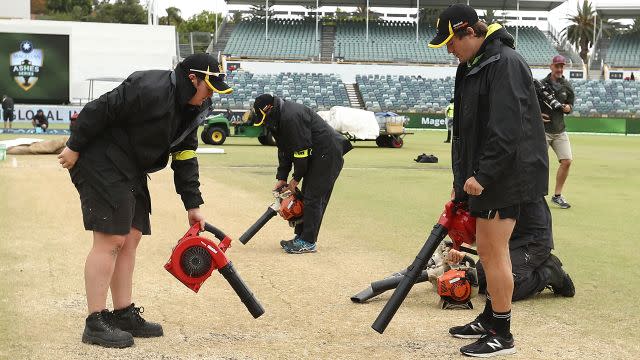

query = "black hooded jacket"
[265, 97, 352, 181]
[452, 24, 549, 211]
[67, 66, 212, 210]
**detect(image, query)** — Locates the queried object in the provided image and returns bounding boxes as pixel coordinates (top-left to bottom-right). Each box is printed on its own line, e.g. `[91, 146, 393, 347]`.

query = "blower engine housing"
[278, 192, 304, 220]
[164, 223, 231, 293]
[437, 268, 477, 310]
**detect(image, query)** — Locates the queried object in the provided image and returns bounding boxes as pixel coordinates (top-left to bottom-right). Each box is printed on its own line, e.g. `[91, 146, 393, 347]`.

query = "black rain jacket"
[265, 97, 352, 181]
[452, 24, 549, 211]
[67, 67, 211, 210]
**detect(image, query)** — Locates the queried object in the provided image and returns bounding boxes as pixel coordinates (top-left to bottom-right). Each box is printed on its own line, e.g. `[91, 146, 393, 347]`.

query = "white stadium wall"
[0, 19, 177, 104]
[0, 0, 30, 20]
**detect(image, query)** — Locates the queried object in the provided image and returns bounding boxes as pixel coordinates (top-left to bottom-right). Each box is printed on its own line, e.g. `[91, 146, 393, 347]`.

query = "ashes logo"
[10, 40, 44, 91]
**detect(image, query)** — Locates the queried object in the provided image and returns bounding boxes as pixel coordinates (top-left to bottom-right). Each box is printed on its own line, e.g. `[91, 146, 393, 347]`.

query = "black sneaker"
[460, 332, 516, 357]
[449, 316, 491, 339]
[112, 303, 163, 337]
[551, 195, 571, 209]
[280, 237, 296, 249]
[82, 310, 134, 348]
[282, 238, 317, 254]
[541, 254, 576, 297]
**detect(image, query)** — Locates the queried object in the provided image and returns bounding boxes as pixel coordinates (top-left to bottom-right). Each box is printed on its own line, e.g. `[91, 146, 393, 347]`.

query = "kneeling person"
[447, 198, 575, 306]
[249, 94, 352, 254]
[32, 109, 48, 132]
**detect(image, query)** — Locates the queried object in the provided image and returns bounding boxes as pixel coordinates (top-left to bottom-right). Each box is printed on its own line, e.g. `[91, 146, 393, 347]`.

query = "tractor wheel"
[200, 126, 213, 144]
[391, 136, 404, 148]
[258, 131, 276, 146]
[207, 126, 227, 145]
[375, 135, 387, 147]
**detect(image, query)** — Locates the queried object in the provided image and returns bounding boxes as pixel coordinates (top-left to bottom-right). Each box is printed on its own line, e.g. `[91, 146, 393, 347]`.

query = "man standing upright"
[541, 55, 575, 209]
[429, 4, 549, 357]
[2, 94, 14, 129]
[444, 98, 454, 143]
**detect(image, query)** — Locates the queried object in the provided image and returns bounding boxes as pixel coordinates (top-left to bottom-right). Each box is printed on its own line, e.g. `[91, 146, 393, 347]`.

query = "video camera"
[533, 79, 563, 111]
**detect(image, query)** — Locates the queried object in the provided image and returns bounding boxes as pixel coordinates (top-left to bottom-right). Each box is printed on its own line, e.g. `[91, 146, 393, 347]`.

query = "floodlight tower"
[147, 0, 159, 25]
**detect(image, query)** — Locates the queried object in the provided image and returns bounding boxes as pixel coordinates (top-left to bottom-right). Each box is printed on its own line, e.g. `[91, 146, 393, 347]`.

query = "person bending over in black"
[248, 94, 352, 254]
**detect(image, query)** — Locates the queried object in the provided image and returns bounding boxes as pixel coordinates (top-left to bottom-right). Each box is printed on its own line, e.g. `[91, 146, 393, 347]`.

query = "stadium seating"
[571, 79, 640, 117]
[504, 26, 558, 66]
[334, 20, 451, 64]
[214, 70, 639, 117]
[356, 74, 639, 116]
[356, 74, 454, 112]
[605, 33, 640, 68]
[213, 71, 350, 110]
[222, 19, 558, 65]
[223, 19, 319, 60]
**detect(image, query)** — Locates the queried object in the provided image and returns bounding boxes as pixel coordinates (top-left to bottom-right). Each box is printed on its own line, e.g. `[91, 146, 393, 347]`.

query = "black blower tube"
[351, 270, 431, 303]
[371, 223, 448, 334]
[239, 207, 278, 244]
[218, 262, 265, 319]
[370, 270, 431, 294]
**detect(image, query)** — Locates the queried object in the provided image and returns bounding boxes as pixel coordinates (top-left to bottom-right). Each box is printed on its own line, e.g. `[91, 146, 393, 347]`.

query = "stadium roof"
[225, 0, 566, 12]
[595, 4, 640, 19]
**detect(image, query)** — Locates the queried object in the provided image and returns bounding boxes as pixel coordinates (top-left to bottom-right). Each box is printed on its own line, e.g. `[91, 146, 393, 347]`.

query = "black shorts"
[470, 204, 520, 220]
[71, 159, 151, 236]
[3, 110, 13, 121]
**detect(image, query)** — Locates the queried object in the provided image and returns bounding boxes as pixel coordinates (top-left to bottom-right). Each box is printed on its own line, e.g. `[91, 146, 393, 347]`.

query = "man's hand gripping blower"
[239, 186, 304, 244]
[164, 222, 265, 319]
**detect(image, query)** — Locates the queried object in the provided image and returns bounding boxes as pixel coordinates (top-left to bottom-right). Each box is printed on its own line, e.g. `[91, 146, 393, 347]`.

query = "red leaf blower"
[239, 187, 304, 244]
[165, 222, 265, 319]
[370, 201, 476, 333]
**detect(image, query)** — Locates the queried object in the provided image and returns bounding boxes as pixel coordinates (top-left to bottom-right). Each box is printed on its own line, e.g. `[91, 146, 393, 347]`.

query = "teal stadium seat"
[605, 33, 640, 68]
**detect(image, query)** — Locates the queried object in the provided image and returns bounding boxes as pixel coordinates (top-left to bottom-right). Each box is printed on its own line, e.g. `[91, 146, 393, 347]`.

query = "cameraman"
[541, 55, 575, 209]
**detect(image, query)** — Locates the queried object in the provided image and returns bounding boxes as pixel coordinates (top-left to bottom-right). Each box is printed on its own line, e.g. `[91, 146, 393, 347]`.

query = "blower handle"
[203, 223, 226, 241]
[218, 262, 265, 319]
[239, 207, 278, 244]
[371, 223, 449, 334]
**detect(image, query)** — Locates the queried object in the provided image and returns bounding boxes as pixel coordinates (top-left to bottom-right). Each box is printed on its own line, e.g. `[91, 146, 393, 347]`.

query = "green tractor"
[200, 114, 276, 146]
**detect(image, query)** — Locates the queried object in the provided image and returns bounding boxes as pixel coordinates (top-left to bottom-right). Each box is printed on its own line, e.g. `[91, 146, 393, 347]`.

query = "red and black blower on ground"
[165, 222, 265, 319]
[239, 186, 304, 244]
[370, 200, 476, 334]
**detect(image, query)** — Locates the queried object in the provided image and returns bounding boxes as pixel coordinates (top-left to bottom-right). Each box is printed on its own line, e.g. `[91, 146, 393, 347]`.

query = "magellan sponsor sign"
[399, 113, 447, 129]
[420, 116, 447, 127]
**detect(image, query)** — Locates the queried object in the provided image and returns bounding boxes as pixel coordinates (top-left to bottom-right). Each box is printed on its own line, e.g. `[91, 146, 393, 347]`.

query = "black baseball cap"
[251, 94, 275, 126]
[180, 53, 232, 94]
[428, 4, 479, 48]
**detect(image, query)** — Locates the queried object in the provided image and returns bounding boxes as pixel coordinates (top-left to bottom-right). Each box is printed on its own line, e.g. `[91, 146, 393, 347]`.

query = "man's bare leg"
[110, 227, 142, 310]
[85, 231, 126, 313]
[554, 159, 572, 196]
[476, 214, 515, 313]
